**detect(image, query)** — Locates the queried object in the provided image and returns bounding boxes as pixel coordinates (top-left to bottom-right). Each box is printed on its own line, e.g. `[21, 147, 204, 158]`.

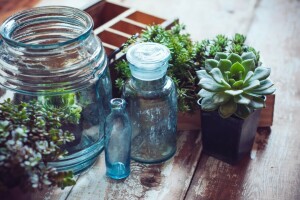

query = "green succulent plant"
[0, 99, 76, 192]
[39, 91, 82, 124]
[197, 52, 275, 119]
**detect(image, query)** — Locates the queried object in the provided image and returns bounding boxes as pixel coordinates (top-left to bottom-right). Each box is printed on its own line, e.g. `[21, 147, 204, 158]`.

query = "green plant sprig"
[0, 99, 76, 192]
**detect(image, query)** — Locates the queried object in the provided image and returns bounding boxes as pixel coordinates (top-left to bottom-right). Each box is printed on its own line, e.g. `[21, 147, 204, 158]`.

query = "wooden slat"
[110, 20, 144, 35]
[186, 0, 300, 199]
[93, 8, 136, 35]
[259, 94, 275, 127]
[48, 131, 202, 200]
[98, 30, 129, 47]
[86, 1, 129, 30]
[127, 11, 165, 25]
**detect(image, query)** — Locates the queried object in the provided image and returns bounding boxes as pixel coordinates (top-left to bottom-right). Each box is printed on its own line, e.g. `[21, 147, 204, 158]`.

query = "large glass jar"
[122, 42, 177, 164]
[0, 6, 112, 173]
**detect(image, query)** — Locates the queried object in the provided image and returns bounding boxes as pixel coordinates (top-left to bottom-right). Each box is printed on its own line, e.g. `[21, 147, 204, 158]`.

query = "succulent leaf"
[200, 97, 219, 111]
[198, 89, 214, 98]
[209, 68, 225, 84]
[235, 104, 252, 119]
[219, 99, 237, 118]
[214, 52, 228, 60]
[244, 92, 263, 98]
[247, 67, 271, 82]
[251, 86, 276, 95]
[227, 53, 242, 64]
[220, 79, 232, 89]
[254, 79, 274, 91]
[199, 78, 227, 92]
[249, 96, 266, 109]
[243, 71, 254, 84]
[241, 59, 255, 76]
[196, 70, 211, 80]
[224, 90, 243, 96]
[212, 92, 231, 104]
[217, 59, 232, 74]
[234, 94, 251, 105]
[229, 78, 235, 86]
[205, 59, 219, 71]
[232, 80, 244, 89]
[243, 80, 260, 91]
[230, 62, 245, 77]
[241, 52, 256, 61]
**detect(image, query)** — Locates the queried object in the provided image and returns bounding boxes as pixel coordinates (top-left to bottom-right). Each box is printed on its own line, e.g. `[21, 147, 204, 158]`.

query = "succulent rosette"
[197, 52, 275, 119]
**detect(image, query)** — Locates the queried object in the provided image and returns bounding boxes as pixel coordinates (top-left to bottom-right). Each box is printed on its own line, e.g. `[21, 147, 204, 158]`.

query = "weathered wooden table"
[1, 0, 300, 199]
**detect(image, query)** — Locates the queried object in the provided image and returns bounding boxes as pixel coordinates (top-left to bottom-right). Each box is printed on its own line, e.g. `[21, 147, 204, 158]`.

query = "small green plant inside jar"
[0, 99, 76, 194]
[196, 52, 275, 164]
[38, 90, 83, 147]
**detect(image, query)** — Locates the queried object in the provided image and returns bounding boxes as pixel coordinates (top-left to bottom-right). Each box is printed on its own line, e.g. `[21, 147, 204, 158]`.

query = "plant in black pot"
[196, 52, 275, 164]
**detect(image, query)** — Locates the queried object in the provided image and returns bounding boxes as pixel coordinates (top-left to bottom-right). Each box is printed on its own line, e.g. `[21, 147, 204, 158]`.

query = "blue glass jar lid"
[126, 42, 170, 80]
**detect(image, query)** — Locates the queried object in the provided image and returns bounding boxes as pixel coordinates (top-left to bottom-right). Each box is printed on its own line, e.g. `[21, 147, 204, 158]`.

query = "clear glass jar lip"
[126, 42, 171, 68]
[0, 6, 93, 49]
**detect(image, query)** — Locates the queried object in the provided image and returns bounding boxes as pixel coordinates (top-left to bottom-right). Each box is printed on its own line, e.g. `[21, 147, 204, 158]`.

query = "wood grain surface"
[39, 130, 202, 200]
[184, 0, 300, 199]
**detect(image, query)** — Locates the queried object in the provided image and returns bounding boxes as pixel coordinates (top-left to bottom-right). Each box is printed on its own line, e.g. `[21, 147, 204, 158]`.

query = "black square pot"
[201, 109, 261, 164]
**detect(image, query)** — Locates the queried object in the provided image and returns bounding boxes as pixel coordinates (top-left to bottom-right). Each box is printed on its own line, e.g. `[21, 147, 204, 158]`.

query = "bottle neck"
[111, 107, 125, 114]
[110, 98, 126, 113]
[131, 75, 167, 91]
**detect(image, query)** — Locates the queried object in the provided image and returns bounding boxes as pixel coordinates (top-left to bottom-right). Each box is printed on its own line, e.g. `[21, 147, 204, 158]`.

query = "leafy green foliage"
[113, 23, 262, 113]
[39, 91, 82, 124]
[0, 99, 76, 192]
[115, 24, 198, 112]
[197, 53, 275, 119]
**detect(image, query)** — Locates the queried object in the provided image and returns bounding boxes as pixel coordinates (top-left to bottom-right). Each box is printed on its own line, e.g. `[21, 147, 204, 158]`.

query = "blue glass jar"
[0, 6, 112, 173]
[122, 42, 177, 163]
[105, 98, 131, 179]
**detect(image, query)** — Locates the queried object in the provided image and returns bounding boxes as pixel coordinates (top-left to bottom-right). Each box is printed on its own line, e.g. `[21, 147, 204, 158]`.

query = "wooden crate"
[177, 94, 275, 130]
[83, 1, 275, 130]
[85, 1, 175, 56]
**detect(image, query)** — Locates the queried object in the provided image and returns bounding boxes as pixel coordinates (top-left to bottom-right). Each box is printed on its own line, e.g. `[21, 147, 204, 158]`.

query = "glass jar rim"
[0, 6, 93, 49]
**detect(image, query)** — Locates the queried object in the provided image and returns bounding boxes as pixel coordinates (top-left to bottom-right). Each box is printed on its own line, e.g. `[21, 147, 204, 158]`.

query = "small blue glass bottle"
[104, 98, 132, 179]
[123, 42, 177, 164]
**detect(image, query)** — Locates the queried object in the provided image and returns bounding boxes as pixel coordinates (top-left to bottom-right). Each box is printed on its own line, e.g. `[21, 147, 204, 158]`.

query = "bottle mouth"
[0, 6, 93, 49]
[110, 98, 126, 109]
